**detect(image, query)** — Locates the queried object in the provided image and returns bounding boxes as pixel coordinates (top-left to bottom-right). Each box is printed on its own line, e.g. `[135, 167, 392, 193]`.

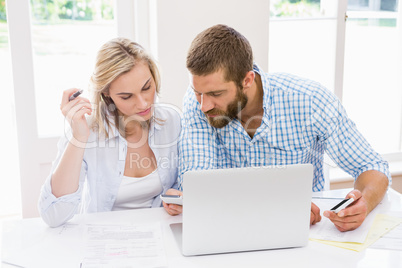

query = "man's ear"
[243, 71, 255, 89]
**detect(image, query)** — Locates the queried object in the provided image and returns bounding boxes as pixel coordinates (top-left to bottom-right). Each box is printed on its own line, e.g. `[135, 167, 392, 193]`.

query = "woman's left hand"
[162, 188, 183, 216]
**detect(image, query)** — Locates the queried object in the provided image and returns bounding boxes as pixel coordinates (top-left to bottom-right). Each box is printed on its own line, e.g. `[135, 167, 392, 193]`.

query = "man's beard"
[204, 89, 248, 128]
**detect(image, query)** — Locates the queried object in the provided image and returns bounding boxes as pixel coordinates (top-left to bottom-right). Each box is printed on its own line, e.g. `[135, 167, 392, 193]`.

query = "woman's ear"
[101, 92, 111, 100]
[101, 93, 112, 105]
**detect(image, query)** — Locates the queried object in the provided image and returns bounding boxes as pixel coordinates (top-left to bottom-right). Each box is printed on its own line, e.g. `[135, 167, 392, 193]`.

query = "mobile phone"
[69, 89, 83, 101]
[160, 194, 183, 206]
[330, 198, 354, 213]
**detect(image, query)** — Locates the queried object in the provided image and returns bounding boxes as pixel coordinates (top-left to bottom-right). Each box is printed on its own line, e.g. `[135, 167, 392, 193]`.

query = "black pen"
[69, 89, 83, 101]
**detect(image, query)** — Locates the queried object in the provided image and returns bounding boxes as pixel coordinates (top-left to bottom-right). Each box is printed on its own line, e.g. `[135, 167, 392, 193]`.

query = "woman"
[38, 38, 181, 227]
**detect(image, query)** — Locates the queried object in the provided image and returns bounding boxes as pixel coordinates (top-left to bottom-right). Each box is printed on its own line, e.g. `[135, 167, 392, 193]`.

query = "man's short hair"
[186, 24, 254, 89]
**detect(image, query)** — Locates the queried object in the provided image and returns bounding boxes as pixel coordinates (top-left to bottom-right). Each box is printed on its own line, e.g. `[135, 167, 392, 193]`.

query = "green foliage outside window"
[30, 0, 114, 24]
[0, 0, 6, 21]
[271, 0, 321, 17]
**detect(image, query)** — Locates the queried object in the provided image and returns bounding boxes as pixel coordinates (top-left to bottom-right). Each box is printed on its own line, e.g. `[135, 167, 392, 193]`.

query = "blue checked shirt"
[178, 64, 391, 192]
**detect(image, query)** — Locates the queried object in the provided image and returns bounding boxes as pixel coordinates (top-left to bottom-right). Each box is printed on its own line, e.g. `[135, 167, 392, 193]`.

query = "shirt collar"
[253, 63, 271, 111]
[253, 63, 271, 127]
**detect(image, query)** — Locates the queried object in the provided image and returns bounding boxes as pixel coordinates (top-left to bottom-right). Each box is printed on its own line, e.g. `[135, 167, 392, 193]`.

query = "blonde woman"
[38, 38, 181, 227]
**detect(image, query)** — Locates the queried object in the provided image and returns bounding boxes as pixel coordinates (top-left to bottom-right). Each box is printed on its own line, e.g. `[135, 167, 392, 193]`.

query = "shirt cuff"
[39, 176, 82, 213]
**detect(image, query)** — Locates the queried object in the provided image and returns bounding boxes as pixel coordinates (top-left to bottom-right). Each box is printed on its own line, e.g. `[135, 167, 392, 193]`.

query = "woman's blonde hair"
[90, 37, 160, 138]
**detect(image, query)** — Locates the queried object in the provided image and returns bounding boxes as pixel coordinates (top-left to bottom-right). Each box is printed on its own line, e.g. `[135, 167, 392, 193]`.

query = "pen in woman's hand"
[69, 89, 83, 101]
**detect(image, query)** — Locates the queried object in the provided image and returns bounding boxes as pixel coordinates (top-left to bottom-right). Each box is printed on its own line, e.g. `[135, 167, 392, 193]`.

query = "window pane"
[269, 0, 337, 90]
[270, 0, 323, 19]
[30, 0, 116, 137]
[0, 1, 22, 218]
[343, 1, 401, 154]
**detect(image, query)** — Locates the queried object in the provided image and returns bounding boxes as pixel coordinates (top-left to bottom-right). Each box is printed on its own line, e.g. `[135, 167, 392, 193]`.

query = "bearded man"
[163, 24, 390, 232]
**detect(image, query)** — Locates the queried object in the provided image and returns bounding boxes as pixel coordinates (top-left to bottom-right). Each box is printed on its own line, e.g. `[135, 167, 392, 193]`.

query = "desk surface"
[2, 188, 402, 268]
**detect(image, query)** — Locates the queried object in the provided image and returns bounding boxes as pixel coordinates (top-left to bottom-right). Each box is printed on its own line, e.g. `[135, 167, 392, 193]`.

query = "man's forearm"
[354, 170, 389, 214]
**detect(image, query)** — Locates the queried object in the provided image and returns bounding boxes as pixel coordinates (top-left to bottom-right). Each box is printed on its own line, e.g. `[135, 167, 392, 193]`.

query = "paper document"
[81, 222, 167, 268]
[310, 214, 402, 252]
[370, 211, 402, 251]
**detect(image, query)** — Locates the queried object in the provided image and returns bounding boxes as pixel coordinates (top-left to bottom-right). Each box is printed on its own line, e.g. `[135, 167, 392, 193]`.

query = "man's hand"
[162, 188, 183, 216]
[311, 202, 321, 225]
[323, 190, 368, 232]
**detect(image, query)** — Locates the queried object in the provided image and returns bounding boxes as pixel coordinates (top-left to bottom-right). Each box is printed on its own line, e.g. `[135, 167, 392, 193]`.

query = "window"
[343, 0, 401, 155]
[0, 0, 22, 218]
[269, 0, 338, 91]
[269, 0, 402, 157]
[29, 0, 116, 137]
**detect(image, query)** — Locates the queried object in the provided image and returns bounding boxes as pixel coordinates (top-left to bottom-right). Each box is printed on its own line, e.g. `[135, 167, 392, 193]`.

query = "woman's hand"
[60, 88, 92, 143]
[162, 188, 183, 216]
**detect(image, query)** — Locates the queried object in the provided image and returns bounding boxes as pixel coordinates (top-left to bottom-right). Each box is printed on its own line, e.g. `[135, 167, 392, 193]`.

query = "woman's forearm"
[51, 141, 86, 198]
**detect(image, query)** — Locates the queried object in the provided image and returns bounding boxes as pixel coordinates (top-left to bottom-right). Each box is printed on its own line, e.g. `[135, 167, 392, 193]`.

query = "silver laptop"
[178, 164, 313, 256]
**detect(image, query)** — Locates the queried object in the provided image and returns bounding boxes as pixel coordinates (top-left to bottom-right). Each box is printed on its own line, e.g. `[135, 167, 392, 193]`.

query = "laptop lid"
[181, 164, 313, 256]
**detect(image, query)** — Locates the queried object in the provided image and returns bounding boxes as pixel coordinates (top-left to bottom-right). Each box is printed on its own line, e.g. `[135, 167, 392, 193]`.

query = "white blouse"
[112, 169, 163, 211]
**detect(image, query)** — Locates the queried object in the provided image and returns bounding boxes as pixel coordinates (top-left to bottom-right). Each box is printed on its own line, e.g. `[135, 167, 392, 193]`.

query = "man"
[164, 24, 391, 232]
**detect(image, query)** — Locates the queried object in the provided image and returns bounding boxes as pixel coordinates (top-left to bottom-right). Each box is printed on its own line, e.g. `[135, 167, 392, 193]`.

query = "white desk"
[2, 189, 402, 268]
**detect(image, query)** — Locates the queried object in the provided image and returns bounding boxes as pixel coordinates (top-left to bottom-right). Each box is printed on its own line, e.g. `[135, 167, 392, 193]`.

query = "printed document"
[81, 222, 167, 268]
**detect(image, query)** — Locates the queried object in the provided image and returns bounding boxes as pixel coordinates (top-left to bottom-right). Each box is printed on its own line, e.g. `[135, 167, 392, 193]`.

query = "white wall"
[154, 0, 270, 109]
